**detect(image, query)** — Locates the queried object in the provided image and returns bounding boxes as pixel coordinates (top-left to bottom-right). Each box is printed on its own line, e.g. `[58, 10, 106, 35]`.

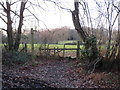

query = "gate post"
[31, 28, 34, 61]
[63, 44, 65, 57]
[25, 43, 27, 53]
[76, 41, 80, 59]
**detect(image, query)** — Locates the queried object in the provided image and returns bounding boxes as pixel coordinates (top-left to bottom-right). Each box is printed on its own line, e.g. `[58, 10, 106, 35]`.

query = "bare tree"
[71, 1, 88, 42]
[0, 0, 46, 51]
[14, 0, 27, 50]
[0, 0, 28, 51]
[94, 0, 120, 59]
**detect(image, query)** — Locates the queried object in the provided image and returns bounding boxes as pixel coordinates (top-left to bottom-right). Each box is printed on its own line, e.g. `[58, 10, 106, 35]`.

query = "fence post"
[63, 44, 65, 57]
[54, 47, 56, 56]
[44, 44, 47, 55]
[39, 45, 41, 55]
[47, 44, 49, 55]
[76, 41, 80, 59]
[57, 47, 59, 56]
[24, 43, 27, 53]
[31, 28, 34, 61]
[48, 49, 50, 56]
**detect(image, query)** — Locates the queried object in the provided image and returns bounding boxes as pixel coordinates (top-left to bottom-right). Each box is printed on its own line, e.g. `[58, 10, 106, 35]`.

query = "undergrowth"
[2, 50, 31, 66]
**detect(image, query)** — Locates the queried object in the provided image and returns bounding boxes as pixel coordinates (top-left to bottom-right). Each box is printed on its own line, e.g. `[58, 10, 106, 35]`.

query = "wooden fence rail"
[39, 41, 81, 59]
[21, 41, 82, 59]
[40, 48, 78, 50]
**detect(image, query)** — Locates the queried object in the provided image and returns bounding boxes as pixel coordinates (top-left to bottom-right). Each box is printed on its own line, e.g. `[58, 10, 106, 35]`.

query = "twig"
[89, 58, 101, 73]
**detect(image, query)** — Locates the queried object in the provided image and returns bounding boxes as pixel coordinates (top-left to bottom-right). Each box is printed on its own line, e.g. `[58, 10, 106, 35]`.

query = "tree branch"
[28, 1, 45, 11]
[0, 15, 7, 24]
[112, 3, 120, 12]
[44, 0, 72, 12]
[26, 8, 39, 21]
[10, 0, 20, 5]
[0, 2, 7, 13]
[10, 10, 19, 17]
[0, 12, 6, 17]
[0, 28, 7, 32]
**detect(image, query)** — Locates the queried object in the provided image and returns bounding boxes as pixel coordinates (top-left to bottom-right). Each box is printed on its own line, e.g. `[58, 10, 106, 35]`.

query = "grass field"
[1, 40, 115, 58]
[19, 43, 84, 58]
[20, 44, 84, 50]
[18, 40, 110, 58]
[18, 39, 108, 53]
[58, 40, 77, 44]
[2, 40, 112, 54]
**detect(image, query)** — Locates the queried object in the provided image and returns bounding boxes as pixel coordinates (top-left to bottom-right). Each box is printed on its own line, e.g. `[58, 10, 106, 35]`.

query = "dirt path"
[3, 59, 85, 88]
[3, 58, 120, 88]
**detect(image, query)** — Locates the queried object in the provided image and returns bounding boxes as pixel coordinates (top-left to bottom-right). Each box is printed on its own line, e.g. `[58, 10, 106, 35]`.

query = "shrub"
[2, 50, 31, 65]
[81, 35, 99, 61]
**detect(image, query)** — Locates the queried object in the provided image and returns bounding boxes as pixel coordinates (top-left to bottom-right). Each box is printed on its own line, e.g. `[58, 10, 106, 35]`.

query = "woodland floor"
[2, 56, 120, 88]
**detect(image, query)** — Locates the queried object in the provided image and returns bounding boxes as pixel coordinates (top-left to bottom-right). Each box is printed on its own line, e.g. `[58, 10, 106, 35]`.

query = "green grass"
[49, 44, 77, 48]
[2, 39, 115, 53]
[19, 43, 84, 53]
[2, 43, 118, 58]
[21, 44, 83, 49]
[18, 43, 116, 56]
[58, 40, 77, 44]
[2, 42, 113, 51]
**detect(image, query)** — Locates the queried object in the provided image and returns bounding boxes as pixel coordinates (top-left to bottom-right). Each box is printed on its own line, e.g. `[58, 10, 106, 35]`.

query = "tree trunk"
[72, 1, 88, 42]
[6, 1, 13, 50]
[72, 1, 99, 70]
[105, 26, 112, 59]
[14, 1, 27, 51]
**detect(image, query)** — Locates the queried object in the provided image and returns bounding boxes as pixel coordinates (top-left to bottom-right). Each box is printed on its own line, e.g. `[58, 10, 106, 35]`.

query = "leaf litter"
[2, 57, 120, 88]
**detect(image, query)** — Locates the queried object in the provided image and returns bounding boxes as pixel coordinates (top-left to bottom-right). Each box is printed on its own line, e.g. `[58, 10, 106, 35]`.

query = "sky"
[27, 0, 97, 30]
[24, 0, 75, 30]
[0, 0, 75, 30]
[0, 0, 119, 32]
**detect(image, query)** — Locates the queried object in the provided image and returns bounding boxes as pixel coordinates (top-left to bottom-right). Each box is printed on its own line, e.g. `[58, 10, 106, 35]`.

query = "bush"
[101, 58, 120, 72]
[81, 35, 99, 61]
[2, 50, 31, 65]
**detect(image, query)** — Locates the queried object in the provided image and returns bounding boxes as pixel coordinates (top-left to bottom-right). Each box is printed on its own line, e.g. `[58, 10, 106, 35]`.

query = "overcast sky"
[26, 0, 98, 30]
[0, 0, 119, 31]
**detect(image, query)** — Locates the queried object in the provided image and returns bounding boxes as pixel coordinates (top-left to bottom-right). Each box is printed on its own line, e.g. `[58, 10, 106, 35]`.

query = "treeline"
[2, 26, 118, 44]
